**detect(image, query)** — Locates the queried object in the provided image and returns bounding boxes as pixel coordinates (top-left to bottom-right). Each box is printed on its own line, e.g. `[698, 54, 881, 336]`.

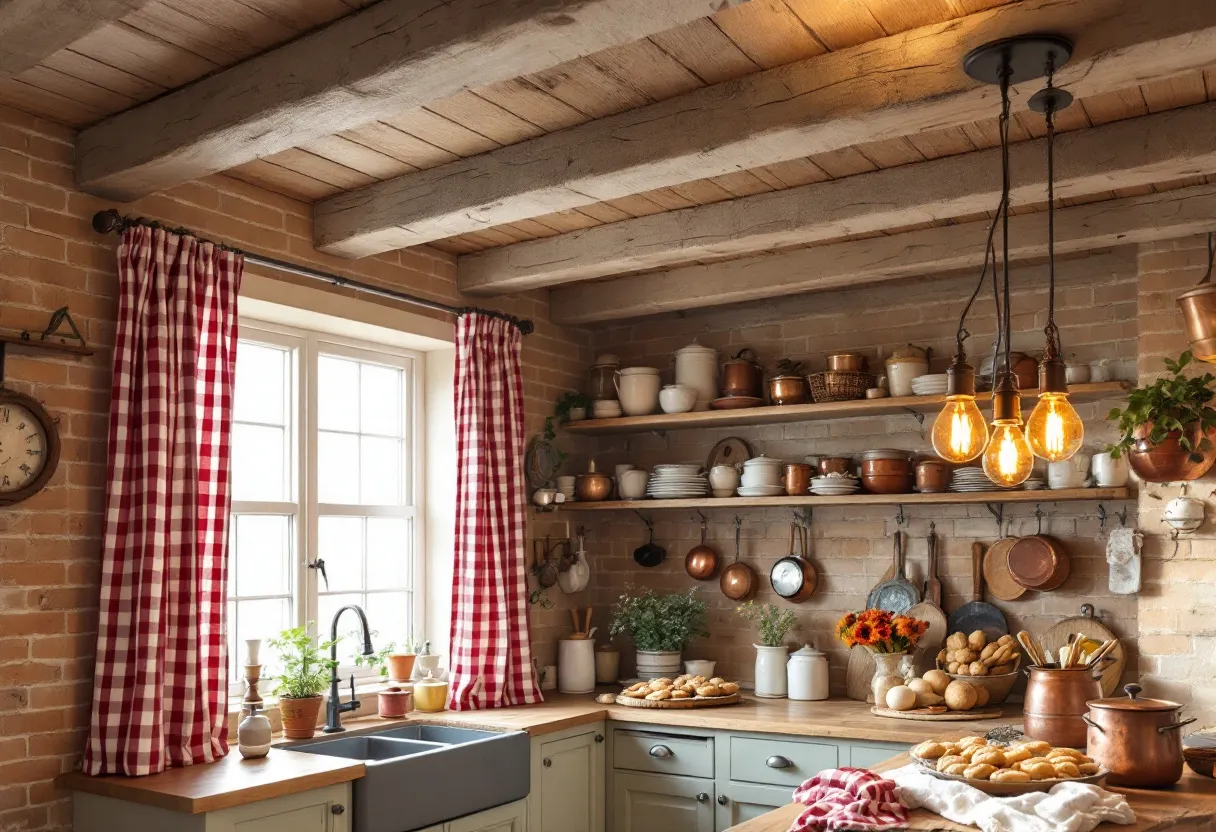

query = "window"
[228, 322, 423, 688]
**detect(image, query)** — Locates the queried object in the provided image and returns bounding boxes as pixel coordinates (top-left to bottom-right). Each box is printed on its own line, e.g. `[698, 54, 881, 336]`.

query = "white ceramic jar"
[617, 469, 649, 500]
[885, 357, 929, 398]
[659, 384, 697, 414]
[674, 341, 719, 411]
[1092, 451, 1130, 487]
[709, 464, 741, 495]
[615, 367, 661, 416]
[558, 638, 596, 694]
[787, 644, 829, 701]
[1048, 452, 1092, 489]
[741, 455, 784, 488]
[753, 644, 789, 698]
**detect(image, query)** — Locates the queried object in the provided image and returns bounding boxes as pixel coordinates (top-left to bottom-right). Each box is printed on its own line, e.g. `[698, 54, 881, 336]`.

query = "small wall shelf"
[561, 382, 1128, 436]
[559, 487, 1132, 511]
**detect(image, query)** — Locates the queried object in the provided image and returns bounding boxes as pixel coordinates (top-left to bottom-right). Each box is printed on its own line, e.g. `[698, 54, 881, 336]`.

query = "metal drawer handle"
[331, 805, 345, 815]
[717, 795, 728, 806]
[543, 757, 552, 767]
[696, 792, 709, 804]
[766, 755, 793, 769]
[649, 745, 673, 759]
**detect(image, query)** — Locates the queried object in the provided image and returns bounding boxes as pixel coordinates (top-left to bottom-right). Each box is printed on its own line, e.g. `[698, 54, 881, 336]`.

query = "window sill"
[228, 680, 403, 735]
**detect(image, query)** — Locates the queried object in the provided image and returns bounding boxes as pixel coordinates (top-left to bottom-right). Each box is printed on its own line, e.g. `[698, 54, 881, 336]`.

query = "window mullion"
[301, 334, 319, 635]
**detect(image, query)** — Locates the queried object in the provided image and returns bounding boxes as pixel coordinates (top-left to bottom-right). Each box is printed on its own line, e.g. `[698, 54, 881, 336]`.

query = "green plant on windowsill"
[268, 625, 339, 699]
[353, 635, 395, 678]
[737, 601, 798, 647]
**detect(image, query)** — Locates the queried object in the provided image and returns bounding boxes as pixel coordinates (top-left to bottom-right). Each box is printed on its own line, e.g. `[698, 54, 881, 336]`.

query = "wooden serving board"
[1039, 606, 1125, 696]
[870, 706, 1002, 721]
[615, 692, 741, 709]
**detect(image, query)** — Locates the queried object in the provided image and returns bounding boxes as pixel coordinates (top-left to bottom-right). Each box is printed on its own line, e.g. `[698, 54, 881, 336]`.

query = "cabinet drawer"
[849, 743, 907, 770]
[728, 736, 837, 788]
[613, 729, 714, 779]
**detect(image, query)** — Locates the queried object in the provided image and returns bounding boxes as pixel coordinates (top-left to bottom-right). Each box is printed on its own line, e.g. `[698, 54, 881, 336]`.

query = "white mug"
[1092, 451, 1130, 487]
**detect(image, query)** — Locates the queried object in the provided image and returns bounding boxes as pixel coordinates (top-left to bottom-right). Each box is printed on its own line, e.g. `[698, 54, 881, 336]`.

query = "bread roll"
[945, 680, 978, 711]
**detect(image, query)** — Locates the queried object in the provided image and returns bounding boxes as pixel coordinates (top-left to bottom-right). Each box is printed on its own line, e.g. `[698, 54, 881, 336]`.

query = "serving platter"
[914, 758, 1109, 796]
[871, 706, 1003, 721]
[615, 691, 741, 709]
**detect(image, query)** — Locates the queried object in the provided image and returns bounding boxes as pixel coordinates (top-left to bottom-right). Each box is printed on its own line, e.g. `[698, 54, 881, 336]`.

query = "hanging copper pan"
[1007, 515, 1070, 591]
[720, 518, 755, 601]
[685, 519, 719, 581]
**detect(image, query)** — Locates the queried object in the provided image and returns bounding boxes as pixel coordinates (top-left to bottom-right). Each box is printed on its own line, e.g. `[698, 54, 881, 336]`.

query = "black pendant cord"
[996, 67, 1014, 382]
[90, 209, 535, 335]
[1043, 69, 1062, 360]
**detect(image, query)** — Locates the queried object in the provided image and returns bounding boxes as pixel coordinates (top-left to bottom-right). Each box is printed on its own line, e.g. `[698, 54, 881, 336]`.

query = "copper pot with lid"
[721, 349, 764, 398]
[1084, 683, 1196, 787]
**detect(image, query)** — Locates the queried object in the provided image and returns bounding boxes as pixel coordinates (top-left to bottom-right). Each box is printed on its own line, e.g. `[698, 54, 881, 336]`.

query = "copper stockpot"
[1023, 665, 1104, 748]
[768, 374, 810, 405]
[783, 463, 812, 496]
[915, 459, 953, 493]
[721, 349, 764, 398]
[825, 352, 867, 373]
[1084, 683, 1196, 788]
[860, 457, 913, 494]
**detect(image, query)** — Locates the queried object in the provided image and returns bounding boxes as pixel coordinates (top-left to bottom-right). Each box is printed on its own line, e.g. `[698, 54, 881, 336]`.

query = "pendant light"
[960, 36, 1073, 487]
[1026, 71, 1084, 461]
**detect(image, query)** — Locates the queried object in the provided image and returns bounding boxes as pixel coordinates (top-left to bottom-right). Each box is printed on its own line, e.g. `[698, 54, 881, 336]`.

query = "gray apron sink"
[286, 725, 529, 832]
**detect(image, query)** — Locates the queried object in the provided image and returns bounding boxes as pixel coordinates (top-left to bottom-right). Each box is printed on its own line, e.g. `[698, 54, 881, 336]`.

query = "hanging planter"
[1107, 352, 1216, 483]
[1177, 234, 1216, 363]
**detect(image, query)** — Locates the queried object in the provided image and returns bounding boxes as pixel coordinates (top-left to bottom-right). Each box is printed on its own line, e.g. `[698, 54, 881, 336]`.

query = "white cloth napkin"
[887, 764, 1136, 832]
[1106, 527, 1142, 594]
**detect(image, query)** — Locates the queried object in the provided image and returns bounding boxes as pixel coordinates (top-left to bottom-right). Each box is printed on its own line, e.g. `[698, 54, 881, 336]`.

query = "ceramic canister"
[615, 367, 662, 416]
[787, 644, 829, 701]
[558, 638, 596, 694]
[238, 704, 273, 758]
[1092, 451, 1130, 487]
[674, 341, 719, 411]
[741, 455, 784, 488]
[753, 644, 789, 698]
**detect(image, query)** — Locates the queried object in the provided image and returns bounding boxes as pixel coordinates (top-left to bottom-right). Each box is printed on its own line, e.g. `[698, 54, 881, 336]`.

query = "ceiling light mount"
[962, 35, 1073, 86]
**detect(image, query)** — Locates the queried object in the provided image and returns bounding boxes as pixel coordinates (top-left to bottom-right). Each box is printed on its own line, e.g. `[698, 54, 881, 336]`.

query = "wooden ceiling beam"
[314, 0, 1216, 258]
[74, 0, 745, 201]
[548, 183, 1216, 324]
[457, 102, 1216, 294]
[0, 0, 155, 80]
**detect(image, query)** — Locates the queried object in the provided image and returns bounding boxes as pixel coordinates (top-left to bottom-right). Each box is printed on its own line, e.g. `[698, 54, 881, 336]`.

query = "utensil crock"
[1023, 665, 1104, 748]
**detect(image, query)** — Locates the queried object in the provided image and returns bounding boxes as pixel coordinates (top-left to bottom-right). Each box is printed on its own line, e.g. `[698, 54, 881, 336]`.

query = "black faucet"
[323, 604, 374, 734]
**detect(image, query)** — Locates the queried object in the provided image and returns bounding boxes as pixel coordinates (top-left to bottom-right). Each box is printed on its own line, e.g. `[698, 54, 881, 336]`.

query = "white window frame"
[232, 319, 426, 688]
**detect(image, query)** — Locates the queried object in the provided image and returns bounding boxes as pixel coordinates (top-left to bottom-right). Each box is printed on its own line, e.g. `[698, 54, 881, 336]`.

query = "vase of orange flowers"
[837, 609, 929, 706]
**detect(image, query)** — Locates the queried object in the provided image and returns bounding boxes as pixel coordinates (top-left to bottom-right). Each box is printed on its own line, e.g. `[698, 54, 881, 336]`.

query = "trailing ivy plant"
[269, 625, 339, 699]
[1107, 351, 1216, 461]
[554, 391, 593, 421]
[609, 587, 708, 653]
[737, 601, 798, 647]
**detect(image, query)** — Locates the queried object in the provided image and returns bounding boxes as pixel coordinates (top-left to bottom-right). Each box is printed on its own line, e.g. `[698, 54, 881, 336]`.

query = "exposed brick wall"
[577, 250, 1139, 692]
[0, 103, 589, 830]
[1135, 236, 1216, 727]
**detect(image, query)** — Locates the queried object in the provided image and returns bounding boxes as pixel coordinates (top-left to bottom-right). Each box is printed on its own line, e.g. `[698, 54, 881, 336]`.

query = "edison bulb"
[1027, 393, 1084, 461]
[931, 397, 989, 462]
[982, 421, 1034, 486]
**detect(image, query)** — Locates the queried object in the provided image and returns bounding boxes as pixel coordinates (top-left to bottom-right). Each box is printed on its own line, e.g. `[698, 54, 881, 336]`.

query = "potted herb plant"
[1107, 351, 1216, 482]
[555, 391, 593, 423]
[737, 601, 798, 698]
[609, 587, 708, 678]
[269, 625, 338, 739]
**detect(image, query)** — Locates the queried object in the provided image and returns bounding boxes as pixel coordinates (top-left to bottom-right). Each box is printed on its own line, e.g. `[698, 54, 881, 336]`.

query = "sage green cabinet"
[712, 782, 791, 831]
[528, 723, 604, 832]
[447, 799, 527, 832]
[611, 772, 713, 832]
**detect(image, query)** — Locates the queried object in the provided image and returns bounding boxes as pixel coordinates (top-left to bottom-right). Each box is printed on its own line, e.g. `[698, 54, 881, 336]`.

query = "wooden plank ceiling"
[5, 0, 1216, 317]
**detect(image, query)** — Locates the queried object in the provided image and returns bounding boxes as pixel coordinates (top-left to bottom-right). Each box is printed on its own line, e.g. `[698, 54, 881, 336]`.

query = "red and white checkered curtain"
[85, 226, 242, 776]
[448, 313, 541, 710]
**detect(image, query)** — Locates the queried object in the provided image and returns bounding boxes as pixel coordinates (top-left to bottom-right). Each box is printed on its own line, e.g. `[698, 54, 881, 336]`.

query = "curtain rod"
[90, 209, 534, 335]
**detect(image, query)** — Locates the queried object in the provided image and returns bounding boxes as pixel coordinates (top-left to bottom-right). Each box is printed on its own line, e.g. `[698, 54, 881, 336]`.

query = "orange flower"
[894, 617, 916, 639]
[873, 623, 893, 643]
[853, 622, 874, 646]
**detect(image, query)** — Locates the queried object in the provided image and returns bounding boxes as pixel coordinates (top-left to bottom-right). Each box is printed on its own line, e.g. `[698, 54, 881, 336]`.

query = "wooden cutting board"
[906, 600, 948, 678]
[615, 692, 741, 709]
[870, 706, 1003, 721]
[1039, 604, 1125, 696]
[982, 537, 1026, 601]
[846, 644, 877, 702]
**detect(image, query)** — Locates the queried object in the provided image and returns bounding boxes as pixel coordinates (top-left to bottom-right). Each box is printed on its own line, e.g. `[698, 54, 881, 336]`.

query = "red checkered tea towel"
[788, 767, 910, 832]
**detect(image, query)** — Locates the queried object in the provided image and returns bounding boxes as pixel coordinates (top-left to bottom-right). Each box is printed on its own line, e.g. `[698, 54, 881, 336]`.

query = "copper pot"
[575, 460, 613, 502]
[720, 522, 755, 601]
[722, 349, 764, 398]
[825, 352, 867, 372]
[1178, 277, 1216, 362]
[817, 457, 851, 476]
[685, 525, 719, 581]
[769, 374, 810, 406]
[1023, 665, 1103, 748]
[783, 463, 812, 496]
[1007, 534, 1070, 591]
[1084, 683, 1196, 787]
[915, 460, 953, 493]
[1128, 423, 1216, 482]
[860, 457, 913, 494]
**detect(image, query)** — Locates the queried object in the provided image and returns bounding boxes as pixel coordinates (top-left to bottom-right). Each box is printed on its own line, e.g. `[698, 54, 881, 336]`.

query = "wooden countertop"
[59, 749, 364, 815]
[727, 749, 1216, 832]
[57, 694, 1011, 814]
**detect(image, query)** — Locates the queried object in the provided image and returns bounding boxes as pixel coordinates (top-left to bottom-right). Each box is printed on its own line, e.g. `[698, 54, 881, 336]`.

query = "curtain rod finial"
[518, 319, 535, 335]
[92, 209, 123, 235]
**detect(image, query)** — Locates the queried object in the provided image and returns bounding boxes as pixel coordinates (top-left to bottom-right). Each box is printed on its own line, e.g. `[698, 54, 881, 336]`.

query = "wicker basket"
[808, 371, 873, 403]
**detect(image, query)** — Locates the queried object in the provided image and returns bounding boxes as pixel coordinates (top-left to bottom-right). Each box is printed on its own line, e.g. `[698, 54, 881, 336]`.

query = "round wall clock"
[0, 389, 60, 507]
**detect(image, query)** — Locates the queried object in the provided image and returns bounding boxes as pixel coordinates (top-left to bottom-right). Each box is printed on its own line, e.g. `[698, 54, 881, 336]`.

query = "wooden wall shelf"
[559, 487, 1131, 511]
[562, 382, 1128, 436]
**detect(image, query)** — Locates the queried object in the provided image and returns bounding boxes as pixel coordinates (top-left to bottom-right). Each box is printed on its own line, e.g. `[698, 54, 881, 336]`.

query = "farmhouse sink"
[287, 725, 529, 832]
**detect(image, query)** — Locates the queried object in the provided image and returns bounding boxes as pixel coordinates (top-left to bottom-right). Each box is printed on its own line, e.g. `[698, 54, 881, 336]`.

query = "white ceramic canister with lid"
[674, 341, 719, 411]
[787, 644, 830, 701]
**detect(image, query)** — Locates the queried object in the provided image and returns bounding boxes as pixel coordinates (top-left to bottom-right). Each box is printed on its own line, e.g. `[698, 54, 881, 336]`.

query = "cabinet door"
[611, 772, 713, 832]
[536, 731, 604, 832]
[208, 784, 351, 832]
[712, 783, 792, 832]
[448, 799, 527, 832]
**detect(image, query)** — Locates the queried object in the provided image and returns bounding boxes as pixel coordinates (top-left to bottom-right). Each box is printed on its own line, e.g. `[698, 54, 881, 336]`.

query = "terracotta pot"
[1023, 666, 1102, 748]
[279, 695, 323, 739]
[1084, 683, 1195, 788]
[378, 686, 413, 719]
[1128, 423, 1216, 482]
[386, 653, 416, 681]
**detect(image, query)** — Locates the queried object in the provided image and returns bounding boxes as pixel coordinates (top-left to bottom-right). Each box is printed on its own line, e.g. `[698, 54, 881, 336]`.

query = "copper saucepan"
[720, 518, 755, 601]
[1084, 683, 1196, 787]
[685, 519, 719, 581]
[1007, 514, 1070, 591]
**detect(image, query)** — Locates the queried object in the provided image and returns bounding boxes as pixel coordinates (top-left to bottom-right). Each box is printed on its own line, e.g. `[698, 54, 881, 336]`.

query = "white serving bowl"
[659, 384, 698, 414]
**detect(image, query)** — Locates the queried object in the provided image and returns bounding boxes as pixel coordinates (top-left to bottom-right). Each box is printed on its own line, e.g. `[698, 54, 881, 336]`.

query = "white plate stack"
[592, 399, 622, 419]
[949, 467, 1017, 492]
[645, 464, 709, 499]
[910, 374, 949, 396]
[810, 474, 860, 496]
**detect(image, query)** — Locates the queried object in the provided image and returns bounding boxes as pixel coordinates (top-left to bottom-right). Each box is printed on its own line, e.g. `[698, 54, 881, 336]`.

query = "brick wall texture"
[0, 103, 589, 830]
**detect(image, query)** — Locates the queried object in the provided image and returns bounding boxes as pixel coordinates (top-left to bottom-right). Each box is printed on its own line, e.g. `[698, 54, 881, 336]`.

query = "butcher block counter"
[726, 748, 1216, 832]
[61, 694, 1007, 812]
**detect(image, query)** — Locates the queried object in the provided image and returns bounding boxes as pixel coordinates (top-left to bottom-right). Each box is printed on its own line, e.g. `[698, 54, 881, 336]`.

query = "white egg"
[885, 685, 917, 711]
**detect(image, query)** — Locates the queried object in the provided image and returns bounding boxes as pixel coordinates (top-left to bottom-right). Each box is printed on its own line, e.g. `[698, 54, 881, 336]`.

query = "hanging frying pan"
[720, 517, 756, 601]
[867, 531, 920, 613]
[947, 542, 1008, 641]
[633, 527, 666, 568]
[770, 523, 817, 602]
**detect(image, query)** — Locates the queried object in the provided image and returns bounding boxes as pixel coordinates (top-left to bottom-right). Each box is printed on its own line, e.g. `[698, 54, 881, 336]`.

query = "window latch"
[308, 558, 329, 590]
